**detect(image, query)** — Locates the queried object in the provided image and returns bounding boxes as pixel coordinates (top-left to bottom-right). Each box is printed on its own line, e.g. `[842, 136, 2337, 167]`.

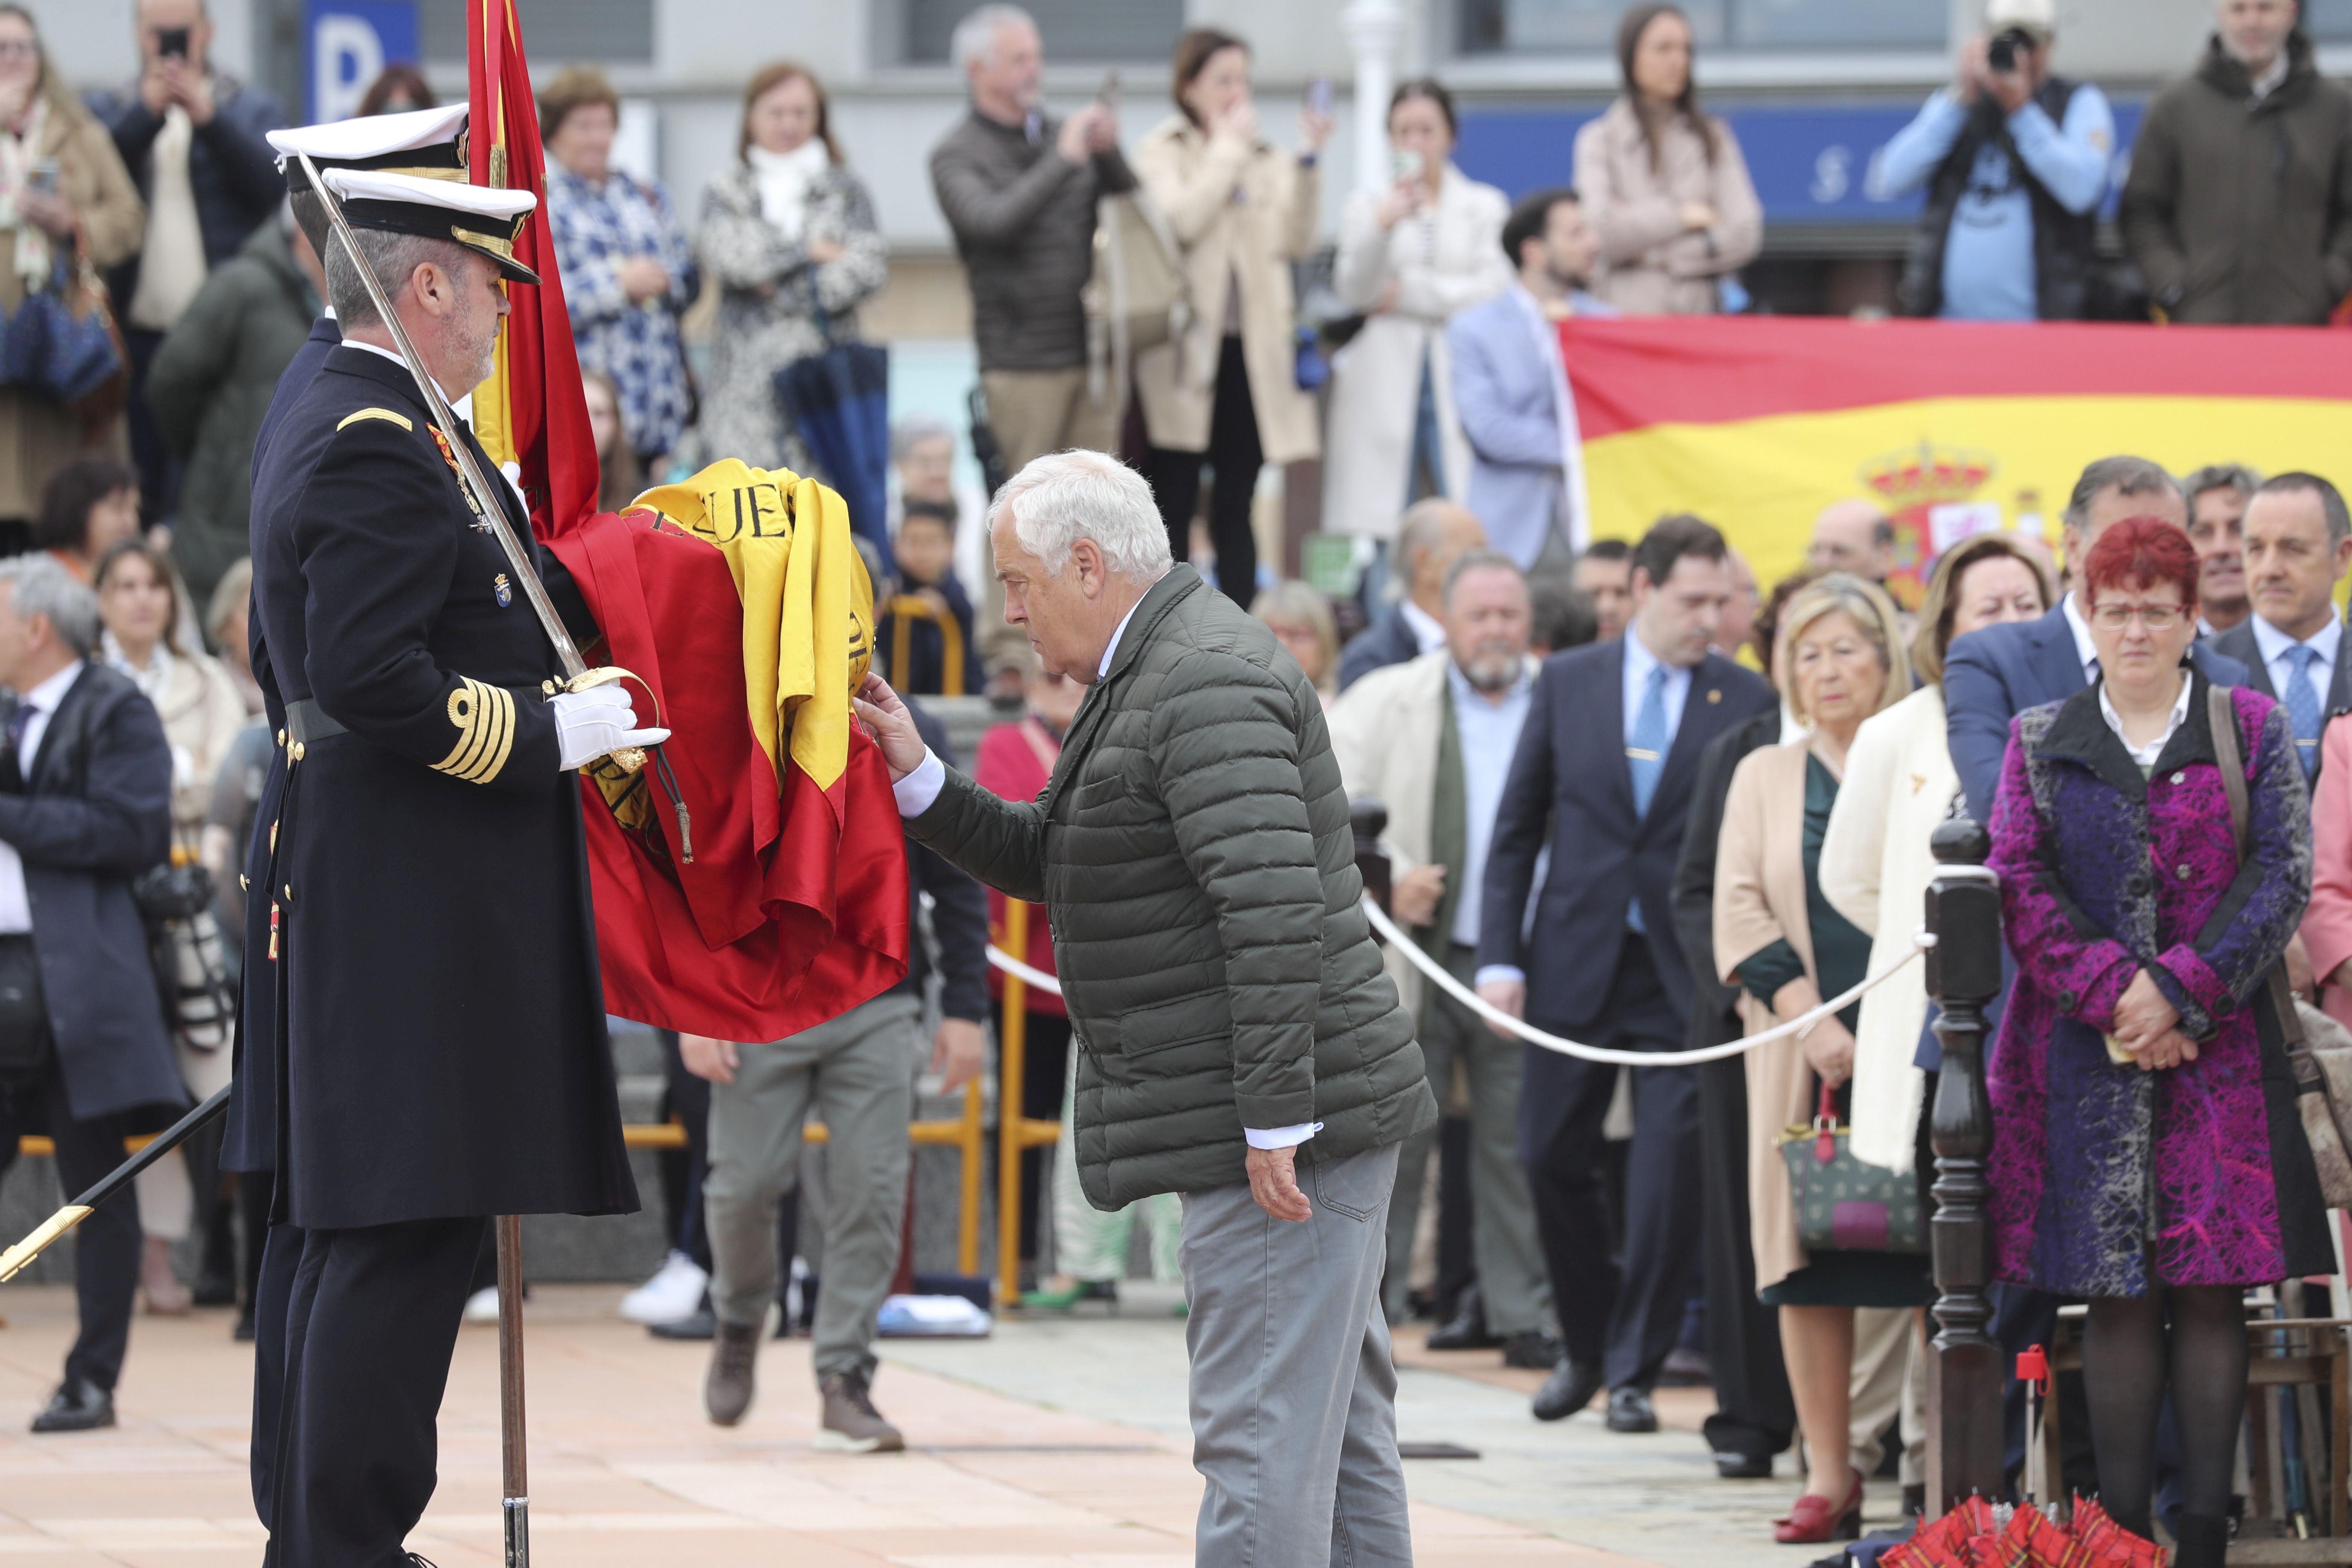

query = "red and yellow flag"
[1562, 316, 2352, 606]
[467, 0, 909, 1038]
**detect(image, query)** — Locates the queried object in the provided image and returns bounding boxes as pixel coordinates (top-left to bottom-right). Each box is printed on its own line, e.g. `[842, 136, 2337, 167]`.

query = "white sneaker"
[619, 1250, 710, 1326]
[462, 1285, 502, 1325]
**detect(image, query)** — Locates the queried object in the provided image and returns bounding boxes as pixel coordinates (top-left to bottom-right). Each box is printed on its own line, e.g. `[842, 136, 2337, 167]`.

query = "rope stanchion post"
[1922, 817, 2006, 1519]
[998, 897, 1027, 1311]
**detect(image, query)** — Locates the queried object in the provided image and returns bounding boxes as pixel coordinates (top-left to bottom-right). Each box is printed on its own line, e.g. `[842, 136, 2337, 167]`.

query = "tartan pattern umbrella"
[1883, 1498, 2165, 1568]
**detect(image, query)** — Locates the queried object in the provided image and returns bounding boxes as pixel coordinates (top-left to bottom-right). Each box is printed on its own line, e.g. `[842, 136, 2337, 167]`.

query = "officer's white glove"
[551, 684, 671, 772]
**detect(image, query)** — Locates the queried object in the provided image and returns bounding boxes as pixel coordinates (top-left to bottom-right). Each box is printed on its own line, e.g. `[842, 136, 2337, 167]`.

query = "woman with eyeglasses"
[0, 5, 142, 554]
[1984, 517, 2326, 1568]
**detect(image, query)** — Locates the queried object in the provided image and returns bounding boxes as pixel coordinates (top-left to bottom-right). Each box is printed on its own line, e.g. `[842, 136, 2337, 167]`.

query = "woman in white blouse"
[1320, 79, 1510, 543]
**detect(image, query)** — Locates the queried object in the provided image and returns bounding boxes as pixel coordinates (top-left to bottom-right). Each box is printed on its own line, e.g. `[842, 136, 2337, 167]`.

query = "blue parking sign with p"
[306, 0, 419, 124]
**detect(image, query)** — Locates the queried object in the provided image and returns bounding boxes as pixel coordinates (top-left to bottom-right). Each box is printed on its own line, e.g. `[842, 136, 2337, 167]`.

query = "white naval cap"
[321, 167, 541, 285]
[269, 104, 472, 195]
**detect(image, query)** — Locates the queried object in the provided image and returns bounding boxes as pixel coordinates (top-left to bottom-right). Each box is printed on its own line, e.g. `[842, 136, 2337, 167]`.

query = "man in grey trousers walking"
[855, 449, 1438, 1565]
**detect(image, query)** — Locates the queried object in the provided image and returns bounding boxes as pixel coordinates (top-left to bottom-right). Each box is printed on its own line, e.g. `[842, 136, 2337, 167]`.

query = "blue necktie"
[1626, 663, 1668, 931]
[2284, 644, 2323, 780]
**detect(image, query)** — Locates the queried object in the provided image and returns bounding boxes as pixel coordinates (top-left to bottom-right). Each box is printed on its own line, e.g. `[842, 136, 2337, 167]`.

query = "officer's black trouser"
[264, 1215, 486, 1568]
[248, 1215, 303, 1529]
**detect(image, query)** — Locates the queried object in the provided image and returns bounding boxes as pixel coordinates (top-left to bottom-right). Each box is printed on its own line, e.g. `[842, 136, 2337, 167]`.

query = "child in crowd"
[877, 499, 975, 695]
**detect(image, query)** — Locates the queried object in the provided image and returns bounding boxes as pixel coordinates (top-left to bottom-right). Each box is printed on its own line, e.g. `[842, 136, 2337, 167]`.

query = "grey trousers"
[1381, 942, 1553, 1335]
[1182, 1141, 1413, 1568]
[703, 994, 920, 1382]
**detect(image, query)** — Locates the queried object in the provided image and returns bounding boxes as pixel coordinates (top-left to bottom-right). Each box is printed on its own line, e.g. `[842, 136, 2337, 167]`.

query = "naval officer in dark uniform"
[224, 109, 478, 1531]
[243, 165, 661, 1564]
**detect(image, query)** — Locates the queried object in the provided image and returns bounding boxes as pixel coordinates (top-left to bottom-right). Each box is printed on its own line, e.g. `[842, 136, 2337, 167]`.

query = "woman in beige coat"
[0, 9, 142, 544]
[1819, 535, 2051, 1175]
[1573, 4, 1760, 316]
[1133, 28, 1328, 606]
[95, 539, 244, 1316]
[1713, 574, 1916, 1545]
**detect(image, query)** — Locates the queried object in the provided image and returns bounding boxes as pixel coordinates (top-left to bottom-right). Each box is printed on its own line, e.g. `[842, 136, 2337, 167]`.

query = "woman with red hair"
[1984, 517, 2324, 1567]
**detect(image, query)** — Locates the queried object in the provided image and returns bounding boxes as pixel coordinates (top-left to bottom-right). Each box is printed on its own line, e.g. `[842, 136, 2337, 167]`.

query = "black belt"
[283, 699, 345, 761]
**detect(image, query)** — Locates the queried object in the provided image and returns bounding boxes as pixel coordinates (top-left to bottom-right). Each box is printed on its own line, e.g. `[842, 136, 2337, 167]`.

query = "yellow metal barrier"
[995, 899, 1060, 1311]
[885, 593, 967, 697]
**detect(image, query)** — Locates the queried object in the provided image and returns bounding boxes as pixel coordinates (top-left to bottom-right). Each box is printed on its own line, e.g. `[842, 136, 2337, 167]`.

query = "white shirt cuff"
[1473, 965, 1526, 988]
[892, 748, 946, 817]
[1244, 1122, 1322, 1150]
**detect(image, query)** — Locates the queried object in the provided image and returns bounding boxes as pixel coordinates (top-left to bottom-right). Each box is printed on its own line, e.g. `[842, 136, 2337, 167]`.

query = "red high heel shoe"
[1773, 1467, 1865, 1544]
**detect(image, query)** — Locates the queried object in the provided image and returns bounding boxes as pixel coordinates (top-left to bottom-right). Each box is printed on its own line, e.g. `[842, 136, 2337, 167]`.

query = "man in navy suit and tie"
[1476, 515, 1774, 1432]
[1945, 454, 2248, 824]
[2207, 472, 2352, 790]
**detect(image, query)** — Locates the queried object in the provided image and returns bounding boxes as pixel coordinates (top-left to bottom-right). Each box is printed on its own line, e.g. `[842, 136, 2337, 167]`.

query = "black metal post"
[1351, 797, 1391, 921]
[1924, 816, 2006, 1518]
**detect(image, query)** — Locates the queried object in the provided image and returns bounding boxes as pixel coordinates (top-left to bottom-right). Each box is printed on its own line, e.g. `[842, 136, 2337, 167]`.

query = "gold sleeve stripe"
[432, 678, 516, 784]
[337, 407, 415, 432]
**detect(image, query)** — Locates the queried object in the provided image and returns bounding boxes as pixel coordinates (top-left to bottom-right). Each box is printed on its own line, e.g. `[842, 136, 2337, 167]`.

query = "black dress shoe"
[649, 1308, 716, 1341]
[1426, 1289, 1498, 1352]
[233, 1305, 256, 1343]
[30, 1378, 113, 1433]
[1531, 1358, 1604, 1421]
[1605, 1385, 1658, 1433]
[1500, 1329, 1564, 1369]
[1713, 1450, 1773, 1479]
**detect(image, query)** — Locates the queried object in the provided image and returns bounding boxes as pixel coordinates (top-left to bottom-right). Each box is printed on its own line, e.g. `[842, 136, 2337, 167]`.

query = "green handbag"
[1776, 1082, 1926, 1254]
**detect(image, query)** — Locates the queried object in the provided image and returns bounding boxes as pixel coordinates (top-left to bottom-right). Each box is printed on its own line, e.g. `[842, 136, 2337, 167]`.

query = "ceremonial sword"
[0, 1084, 233, 1284]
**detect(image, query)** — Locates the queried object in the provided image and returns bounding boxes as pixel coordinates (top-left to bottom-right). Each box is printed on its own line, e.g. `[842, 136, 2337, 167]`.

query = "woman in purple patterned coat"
[1985, 517, 2326, 1568]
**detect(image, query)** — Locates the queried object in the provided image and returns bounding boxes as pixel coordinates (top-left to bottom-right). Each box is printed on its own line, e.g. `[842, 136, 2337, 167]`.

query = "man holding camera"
[1869, 0, 2113, 322]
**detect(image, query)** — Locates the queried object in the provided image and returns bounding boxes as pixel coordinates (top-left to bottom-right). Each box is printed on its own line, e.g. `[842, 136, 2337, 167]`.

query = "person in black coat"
[1671, 681, 1796, 1479]
[237, 171, 659, 1562]
[0, 555, 184, 1432]
[1476, 515, 1775, 1432]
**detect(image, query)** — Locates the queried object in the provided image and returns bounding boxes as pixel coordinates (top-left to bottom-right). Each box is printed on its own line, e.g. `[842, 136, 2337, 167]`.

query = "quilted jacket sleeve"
[907, 765, 1050, 906]
[1149, 649, 1324, 1132]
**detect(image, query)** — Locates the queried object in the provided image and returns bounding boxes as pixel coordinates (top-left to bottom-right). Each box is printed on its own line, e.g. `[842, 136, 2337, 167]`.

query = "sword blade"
[295, 152, 586, 682]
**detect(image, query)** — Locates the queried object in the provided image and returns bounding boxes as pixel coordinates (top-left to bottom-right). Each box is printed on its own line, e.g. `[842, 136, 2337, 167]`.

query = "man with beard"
[242, 168, 657, 1561]
[1329, 549, 1559, 1369]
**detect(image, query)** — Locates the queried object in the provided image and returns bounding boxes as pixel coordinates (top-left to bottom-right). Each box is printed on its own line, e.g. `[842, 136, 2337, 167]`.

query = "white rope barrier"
[1360, 895, 1931, 1066]
[984, 897, 1934, 1068]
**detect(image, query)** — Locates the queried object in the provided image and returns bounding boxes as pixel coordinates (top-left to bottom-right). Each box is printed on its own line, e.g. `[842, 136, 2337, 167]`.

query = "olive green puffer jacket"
[910, 565, 1436, 1206]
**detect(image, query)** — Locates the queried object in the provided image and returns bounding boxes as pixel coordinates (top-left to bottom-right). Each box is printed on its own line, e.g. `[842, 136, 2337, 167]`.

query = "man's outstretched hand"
[853, 672, 928, 782]
[1246, 1145, 1312, 1222]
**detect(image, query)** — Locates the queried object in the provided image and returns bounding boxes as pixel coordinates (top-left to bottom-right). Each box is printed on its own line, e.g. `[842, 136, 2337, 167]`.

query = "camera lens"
[1988, 27, 2030, 72]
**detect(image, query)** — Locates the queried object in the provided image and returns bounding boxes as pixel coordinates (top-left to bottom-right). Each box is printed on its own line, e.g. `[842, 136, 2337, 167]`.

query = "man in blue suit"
[1946, 454, 2247, 824]
[1477, 515, 1775, 1433]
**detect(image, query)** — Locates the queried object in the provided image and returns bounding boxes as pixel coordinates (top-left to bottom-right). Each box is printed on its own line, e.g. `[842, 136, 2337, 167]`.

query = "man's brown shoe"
[815, 1369, 904, 1453]
[704, 1319, 760, 1427]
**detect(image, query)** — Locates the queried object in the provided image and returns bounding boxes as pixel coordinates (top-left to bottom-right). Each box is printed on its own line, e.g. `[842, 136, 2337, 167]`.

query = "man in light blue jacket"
[1446, 188, 1611, 573]
[1868, 0, 2114, 320]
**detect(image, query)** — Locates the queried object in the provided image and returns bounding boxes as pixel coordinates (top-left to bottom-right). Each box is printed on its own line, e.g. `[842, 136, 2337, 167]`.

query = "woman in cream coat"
[1321, 79, 1509, 543]
[1574, 4, 1761, 316]
[1133, 28, 1327, 605]
[1819, 534, 2052, 1173]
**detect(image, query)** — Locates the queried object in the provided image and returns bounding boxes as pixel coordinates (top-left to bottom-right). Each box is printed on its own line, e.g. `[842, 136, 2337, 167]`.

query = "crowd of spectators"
[0, 2, 2348, 1540]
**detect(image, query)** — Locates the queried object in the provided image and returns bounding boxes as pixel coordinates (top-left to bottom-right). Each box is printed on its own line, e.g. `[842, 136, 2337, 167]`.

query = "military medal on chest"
[431, 425, 491, 531]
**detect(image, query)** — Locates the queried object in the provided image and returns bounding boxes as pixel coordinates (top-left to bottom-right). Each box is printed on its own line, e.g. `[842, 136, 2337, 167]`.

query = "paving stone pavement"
[0, 1280, 1902, 1565]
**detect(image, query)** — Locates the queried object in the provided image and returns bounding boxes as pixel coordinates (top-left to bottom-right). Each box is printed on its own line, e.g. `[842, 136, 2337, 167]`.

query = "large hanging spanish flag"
[1564, 316, 2352, 607]
[466, 0, 908, 1039]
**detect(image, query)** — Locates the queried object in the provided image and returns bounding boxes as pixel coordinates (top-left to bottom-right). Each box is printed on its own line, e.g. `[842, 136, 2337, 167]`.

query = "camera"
[1987, 26, 2035, 73]
[156, 26, 190, 59]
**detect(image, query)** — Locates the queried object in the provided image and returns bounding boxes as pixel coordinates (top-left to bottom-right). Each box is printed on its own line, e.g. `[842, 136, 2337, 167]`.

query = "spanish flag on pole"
[1564, 316, 2352, 607]
[466, 0, 908, 1039]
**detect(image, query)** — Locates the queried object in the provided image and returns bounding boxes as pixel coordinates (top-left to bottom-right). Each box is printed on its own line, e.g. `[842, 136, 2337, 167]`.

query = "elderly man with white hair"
[858, 450, 1436, 1567]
